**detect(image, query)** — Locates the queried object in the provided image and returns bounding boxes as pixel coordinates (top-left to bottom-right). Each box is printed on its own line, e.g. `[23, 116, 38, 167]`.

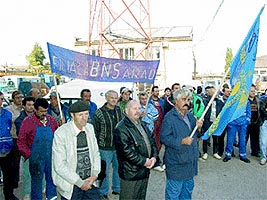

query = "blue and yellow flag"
[202, 7, 263, 140]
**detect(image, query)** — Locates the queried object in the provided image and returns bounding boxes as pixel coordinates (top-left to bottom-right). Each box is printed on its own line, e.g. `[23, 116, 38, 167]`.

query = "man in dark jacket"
[114, 100, 158, 200]
[202, 86, 224, 160]
[91, 90, 124, 199]
[160, 88, 203, 200]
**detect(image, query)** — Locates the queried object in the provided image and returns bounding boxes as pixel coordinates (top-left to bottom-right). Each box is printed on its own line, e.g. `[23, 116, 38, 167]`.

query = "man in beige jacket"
[52, 101, 101, 200]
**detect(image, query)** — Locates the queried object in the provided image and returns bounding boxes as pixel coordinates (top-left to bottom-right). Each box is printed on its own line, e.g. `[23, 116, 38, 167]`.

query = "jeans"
[99, 150, 120, 196]
[260, 120, 267, 160]
[165, 179, 194, 200]
[225, 124, 247, 158]
[23, 158, 46, 197]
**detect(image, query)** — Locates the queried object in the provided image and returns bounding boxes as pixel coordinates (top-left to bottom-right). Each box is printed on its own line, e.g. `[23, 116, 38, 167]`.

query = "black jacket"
[92, 103, 124, 150]
[260, 96, 267, 122]
[114, 116, 158, 181]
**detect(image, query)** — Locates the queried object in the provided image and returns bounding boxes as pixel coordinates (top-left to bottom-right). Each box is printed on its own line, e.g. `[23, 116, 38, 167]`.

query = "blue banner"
[47, 43, 160, 83]
[202, 7, 263, 140]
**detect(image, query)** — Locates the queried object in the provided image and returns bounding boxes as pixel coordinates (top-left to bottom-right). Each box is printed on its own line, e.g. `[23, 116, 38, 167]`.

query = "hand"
[147, 157, 156, 169]
[144, 158, 152, 168]
[80, 176, 97, 191]
[80, 179, 91, 191]
[196, 118, 204, 130]
[182, 137, 194, 145]
[58, 117, 66, 126]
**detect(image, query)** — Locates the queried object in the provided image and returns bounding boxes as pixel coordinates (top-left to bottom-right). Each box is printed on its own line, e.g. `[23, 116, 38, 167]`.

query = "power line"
[195, 0, 225, 46]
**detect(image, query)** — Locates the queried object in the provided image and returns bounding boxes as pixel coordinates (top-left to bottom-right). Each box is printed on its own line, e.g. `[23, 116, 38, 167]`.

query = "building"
[255, 55, 267, 93]
[74, 26, 194, 90]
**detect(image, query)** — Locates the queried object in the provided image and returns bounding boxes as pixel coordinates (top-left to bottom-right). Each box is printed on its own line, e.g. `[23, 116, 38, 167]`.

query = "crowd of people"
[0, 82, 266, 200]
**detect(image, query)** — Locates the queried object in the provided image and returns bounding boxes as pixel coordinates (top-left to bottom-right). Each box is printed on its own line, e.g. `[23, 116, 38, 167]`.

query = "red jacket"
[17, 113, 58, 159]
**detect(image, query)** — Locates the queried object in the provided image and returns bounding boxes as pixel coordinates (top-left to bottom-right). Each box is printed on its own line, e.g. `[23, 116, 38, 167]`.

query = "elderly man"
[114, 100, 158, 200]
[52, 101, 101, 200]
[29, 88, 41, 99]
[160, 88, 203, 200]
[17, 98, 58, 200]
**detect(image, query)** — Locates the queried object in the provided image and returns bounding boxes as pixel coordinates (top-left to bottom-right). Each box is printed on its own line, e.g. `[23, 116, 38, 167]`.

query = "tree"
[26, 43, 46, 66]
[224, 47, 233, 78]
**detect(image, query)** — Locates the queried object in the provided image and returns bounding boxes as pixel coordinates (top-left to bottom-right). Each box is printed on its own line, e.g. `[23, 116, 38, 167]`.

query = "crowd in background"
[0, 81, 266, 200]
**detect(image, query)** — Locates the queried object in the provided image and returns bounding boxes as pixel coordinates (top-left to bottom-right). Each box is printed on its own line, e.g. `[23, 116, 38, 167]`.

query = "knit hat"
[69, 101, 90, 113]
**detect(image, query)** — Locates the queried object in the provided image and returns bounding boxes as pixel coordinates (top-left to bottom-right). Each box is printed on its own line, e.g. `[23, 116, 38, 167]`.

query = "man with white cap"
[118, 87, 132, 111]
[52, 101, 101, 200]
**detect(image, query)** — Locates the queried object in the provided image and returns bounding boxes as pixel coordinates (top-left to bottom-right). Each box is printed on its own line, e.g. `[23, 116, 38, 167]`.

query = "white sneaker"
[202, 153, 208, 160]
[213, 153, 221, 160]
[153, 166, 165, 172]
[260, 158, 266, 165]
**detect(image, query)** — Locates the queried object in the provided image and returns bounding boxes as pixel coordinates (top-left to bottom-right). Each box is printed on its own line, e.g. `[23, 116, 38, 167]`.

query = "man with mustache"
[14, 96, 36, 200]
[160, 88, 203, 200]
[17, 98, 58, 200]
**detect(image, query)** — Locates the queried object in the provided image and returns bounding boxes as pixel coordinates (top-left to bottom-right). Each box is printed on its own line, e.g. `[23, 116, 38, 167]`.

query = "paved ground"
[1, 145, 266, 200]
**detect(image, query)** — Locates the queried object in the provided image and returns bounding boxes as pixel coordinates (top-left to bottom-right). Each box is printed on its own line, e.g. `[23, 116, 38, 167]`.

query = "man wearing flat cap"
[52, 101, 101, 200]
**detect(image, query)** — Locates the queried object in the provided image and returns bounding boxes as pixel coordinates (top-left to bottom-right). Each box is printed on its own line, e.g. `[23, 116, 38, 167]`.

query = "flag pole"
[190, 5, 265, 138]
[52, 74, 64, 121]
[189, 66, 230, 138]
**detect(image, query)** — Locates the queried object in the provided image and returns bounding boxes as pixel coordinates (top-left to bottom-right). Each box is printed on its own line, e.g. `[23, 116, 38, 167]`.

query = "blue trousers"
[165, 179, 194, 200]
[225, 124, 248, 158]
[99, 149, 120, 196]
[260, 121, 267, 160]
[29, 158, 56, 200]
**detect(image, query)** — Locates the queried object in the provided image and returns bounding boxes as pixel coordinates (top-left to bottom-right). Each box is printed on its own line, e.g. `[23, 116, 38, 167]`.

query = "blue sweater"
[160, 107, 198, 180]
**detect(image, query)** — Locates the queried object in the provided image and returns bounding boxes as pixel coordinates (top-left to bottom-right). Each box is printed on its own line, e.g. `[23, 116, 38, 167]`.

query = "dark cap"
[69, 101, 90, 113]
[49, 91, 61, 98]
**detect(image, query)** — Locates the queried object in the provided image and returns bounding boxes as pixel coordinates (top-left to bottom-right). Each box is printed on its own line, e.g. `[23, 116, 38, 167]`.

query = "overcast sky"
[0, 0, 267, 74]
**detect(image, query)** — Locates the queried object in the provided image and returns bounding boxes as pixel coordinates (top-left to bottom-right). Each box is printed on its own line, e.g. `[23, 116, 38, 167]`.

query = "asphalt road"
[1, 145, 266, 200]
